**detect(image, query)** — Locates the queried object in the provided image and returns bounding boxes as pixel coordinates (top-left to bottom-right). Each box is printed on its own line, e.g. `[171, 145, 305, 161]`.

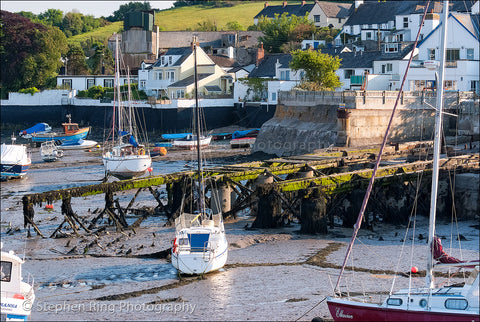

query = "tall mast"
[127, 68, 133, 135]
[193, 36, 205, 214]
[115, 34, 123, 142]
[426, 0, 448, 289]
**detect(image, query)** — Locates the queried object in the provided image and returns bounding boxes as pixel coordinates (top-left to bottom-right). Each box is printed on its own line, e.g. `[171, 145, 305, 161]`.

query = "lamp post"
[64, 57, 69, 75]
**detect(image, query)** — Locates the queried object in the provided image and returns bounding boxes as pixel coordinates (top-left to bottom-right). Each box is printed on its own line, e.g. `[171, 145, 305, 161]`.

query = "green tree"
[66, 43, 90, 75]
[0, 11, 68, 96]
[197, 19, 217, 31]
[62, 12, 83, 37]
[289, 49, 342, 91]
[225, 21, 244, 31]
[88, 42, 114, 75]
[256, 13, 315, 53]
[108, 1, 152, 22]
[38, 9, 63, 28]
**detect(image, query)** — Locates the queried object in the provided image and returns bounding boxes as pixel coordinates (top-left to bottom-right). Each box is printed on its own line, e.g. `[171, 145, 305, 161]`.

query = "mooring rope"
[295, 296, 327, 321]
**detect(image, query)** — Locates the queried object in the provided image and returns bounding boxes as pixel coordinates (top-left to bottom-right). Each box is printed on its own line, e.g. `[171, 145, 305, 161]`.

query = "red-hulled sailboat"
[326, 1, 479, 321]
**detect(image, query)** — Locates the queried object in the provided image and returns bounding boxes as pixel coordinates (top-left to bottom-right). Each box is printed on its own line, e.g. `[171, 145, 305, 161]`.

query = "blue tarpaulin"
[20, 123, 50, 135]
[118, 130, 138, 147]
[232, 129, 260, 139]
[161, 133, 192, 140]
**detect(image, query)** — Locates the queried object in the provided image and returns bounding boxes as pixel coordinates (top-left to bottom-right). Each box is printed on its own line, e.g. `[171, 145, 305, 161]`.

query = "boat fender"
[13, 294, 24, 300]
[172, 238, 178, 254]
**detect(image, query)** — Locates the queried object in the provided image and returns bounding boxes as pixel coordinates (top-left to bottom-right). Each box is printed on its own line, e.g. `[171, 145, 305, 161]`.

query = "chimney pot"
[301, 0, 306, 6]
[283, 1, 287, 8]
[264, 1, 268, 8]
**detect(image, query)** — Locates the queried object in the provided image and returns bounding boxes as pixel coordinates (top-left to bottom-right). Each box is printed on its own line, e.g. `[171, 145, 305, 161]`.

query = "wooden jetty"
[21, 145, 479, 238]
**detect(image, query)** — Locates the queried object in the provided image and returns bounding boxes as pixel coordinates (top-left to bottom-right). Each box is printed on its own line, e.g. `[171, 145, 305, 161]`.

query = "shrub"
[19, 87, 40, 95]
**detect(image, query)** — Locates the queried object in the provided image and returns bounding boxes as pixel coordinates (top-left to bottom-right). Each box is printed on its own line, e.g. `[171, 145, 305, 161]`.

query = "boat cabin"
[1, 250, 24, 298]
[61, 122, 81, 135]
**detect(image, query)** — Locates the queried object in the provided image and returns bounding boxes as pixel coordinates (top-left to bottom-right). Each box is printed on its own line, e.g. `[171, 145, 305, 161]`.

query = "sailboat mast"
[127, 68, 133, 135]
[426, 0, 448, 289]
[193, 36, 205, 214]
[115, 34, 123, 143]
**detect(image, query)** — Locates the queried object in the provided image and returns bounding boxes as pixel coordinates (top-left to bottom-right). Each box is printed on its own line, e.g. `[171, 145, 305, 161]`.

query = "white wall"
[1, 90, 74, 106]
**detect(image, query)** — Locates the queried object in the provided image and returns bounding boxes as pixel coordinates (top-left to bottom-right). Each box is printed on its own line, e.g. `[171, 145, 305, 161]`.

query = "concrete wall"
[254, 90, 479, 156]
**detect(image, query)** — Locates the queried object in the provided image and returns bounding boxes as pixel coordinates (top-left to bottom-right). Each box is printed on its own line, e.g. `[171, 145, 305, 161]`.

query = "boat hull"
[102, 154, 152, 179]
[172, 244, 228, 275]
[172, 136, 212, 150]
[30, 127, 89, 143]
[1, 163, 30, 179]
[326, 297, 480, 322]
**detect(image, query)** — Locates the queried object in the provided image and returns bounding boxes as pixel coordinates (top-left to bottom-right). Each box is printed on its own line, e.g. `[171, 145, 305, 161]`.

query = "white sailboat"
[171, 36, 228, 275]
[326, 2, 479, 321]
[102, 34, 152, 180]
[1, 243, 35, 321]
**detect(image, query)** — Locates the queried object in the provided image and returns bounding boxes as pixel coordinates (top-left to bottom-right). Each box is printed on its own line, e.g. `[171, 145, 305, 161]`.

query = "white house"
[56, 75, 138, 91]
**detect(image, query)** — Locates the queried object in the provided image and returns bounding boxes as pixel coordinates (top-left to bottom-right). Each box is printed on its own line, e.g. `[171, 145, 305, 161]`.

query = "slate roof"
[345, 1, 419, 26]
[151, 47, 193, 68]
[168, 73, 213, 88]
[157, 31, 264, 49]
[316, 2, 353, 19]
[254, 3, 315, 19]
[450, 13, 480, 40]
[248, 54, 292, 78]
[346, 1, 476, 26]
[320, 48, 381, 68]
[208, 54, 240, 68]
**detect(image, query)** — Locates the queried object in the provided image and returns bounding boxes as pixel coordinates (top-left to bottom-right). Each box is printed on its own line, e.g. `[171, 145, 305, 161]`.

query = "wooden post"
[252, 184, 283, 228]
[300, 188, 328, 234]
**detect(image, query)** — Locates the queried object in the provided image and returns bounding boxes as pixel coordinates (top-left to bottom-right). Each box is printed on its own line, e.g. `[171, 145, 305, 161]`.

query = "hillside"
[67, 1, 301, 46]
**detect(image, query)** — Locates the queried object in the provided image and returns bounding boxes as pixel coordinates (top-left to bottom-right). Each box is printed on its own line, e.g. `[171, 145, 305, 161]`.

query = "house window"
[176, 89, 184, 98]
[446, 49, 460, 62]
[161, 56, 165, 65]
[403, 17, 408, 28]
[385, 43, 398, 53]
[471, 80, 479, 94]
[466, 48, 474, 60]
[271, 92, 277, 101]
[62, 79, 72, 89]
[314, 15, 320, 23]
[168, 56, 172, 65]
[428, 49, 436, 60]
[300, 71, 305, 79]
[86, 79, 95, 89]
[280, 70, 290, 81]
[344, 69, 354, 79]
[155, 72, 163, 80]
[338, 18, 341, 23]
[381, 63, 393, 74]
[166, 70, 175, 82]
[444, 80, 455, 90]
[104, 79, 114, 88]
[140, 80, 146, 88]
[366, 32, 372, 40]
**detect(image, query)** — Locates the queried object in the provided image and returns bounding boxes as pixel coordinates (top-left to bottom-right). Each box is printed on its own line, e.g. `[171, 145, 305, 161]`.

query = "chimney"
[354, 0, 363, 9]
[301, 0, 306, 6]
[283, 1, 287, 8]
[191, 35, 199, 51]
[256, 42, 265, 66]
[264, 1, 268, 8]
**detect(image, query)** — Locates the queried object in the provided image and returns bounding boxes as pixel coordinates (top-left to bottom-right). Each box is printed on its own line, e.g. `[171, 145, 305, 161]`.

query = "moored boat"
[171, 36, 228, 275]
[40, 140, 64, 162]
[230, 137, 256, 148]
[1, 242, 35, 321]
[18, 122, 52, 139]
[1, 136, 31, 180]
[172, 134, 212, 150]
[102, 34, 152, 180]
[29, 114, 90, 145]
[325, 2, 480, 321]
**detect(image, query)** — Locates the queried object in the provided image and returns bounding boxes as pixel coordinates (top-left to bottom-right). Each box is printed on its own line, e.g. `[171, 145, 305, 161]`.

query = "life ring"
[138, 148, 145, 155]
[172, 238, 177, 254]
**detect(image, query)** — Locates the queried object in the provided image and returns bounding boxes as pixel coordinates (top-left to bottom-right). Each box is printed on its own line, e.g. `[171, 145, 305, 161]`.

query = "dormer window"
[161, 56, 165, 65]
[169, 56, 173, 65]
[385, 43, 398, 53]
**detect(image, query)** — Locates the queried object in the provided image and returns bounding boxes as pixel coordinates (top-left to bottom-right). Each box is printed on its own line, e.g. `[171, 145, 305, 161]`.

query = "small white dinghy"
[40, 140, 64, 162]
[1, 242, 35, 321]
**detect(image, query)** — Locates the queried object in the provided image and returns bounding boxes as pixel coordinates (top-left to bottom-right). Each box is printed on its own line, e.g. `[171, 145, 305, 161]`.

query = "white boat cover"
[1, 144, 29, 164]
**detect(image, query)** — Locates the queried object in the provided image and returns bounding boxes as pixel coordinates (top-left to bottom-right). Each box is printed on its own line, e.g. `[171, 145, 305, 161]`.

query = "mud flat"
[1, 144, 478, 321]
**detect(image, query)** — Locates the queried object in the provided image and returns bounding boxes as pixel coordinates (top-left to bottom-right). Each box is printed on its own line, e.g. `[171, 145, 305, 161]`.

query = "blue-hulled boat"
[19, 122, 52, 139]
[29, 115, 90, 144]
[1, 136, 31, 180]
